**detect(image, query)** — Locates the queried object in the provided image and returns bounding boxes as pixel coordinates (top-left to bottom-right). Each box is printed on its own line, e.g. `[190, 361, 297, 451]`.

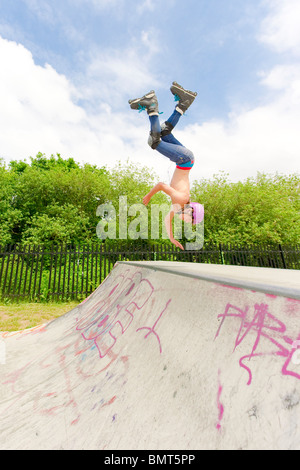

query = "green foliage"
[0, 159, 25, 245]
[22, 203, 91, 248]
[0, 154, 299, 247]
[191, 171, 300, 245]
[9, 152, 80, 173]
[108, 159, 157, 206]
[2, 153, 111, 246]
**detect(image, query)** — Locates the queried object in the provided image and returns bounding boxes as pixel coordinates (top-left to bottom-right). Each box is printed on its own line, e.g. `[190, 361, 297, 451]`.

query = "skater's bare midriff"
[169, 167, 190, 205]
[142, 168, 192, 250]
[142, 167, 190, 207]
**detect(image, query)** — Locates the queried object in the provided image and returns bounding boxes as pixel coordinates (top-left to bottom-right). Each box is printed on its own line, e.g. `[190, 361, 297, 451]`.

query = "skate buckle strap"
[138, 104, 146, 113]
[149, 103, 163, 115]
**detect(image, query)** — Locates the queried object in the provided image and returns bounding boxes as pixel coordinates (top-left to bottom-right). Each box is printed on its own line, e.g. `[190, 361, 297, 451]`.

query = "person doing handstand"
[128, 82, 203, 250]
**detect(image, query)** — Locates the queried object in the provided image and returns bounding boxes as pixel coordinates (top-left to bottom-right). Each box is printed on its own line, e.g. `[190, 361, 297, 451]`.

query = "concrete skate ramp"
[1, 261, 300, 450]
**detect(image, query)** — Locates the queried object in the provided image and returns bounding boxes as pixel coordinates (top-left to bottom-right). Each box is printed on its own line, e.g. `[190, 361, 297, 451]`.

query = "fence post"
[219, 243, 225, 265]
[1, 243, 299, 302]
[278, 244, 287, 269]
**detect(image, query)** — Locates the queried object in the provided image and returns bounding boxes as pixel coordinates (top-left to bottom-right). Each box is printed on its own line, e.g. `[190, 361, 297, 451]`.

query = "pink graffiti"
[216, 369, 224, 431]
[33, 343, 81, 425]
[215, 302, 300, 385]
[137, 299, 172, 354]
[0, 273, 145, 425]
[76, 269, 171, 358]
[0, 268, 172, 427]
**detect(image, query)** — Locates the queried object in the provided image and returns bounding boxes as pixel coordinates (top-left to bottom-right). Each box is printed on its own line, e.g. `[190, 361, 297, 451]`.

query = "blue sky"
[0, 0, 299, 183]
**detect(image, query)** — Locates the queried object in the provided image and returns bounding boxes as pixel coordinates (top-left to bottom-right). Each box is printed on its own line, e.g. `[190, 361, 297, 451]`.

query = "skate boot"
[128, 90, 159, 116]
[170, 81, 197, 114]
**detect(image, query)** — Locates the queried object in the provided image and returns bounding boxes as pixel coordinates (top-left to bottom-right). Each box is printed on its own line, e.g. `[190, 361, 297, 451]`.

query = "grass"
[0, 301, 80, 332]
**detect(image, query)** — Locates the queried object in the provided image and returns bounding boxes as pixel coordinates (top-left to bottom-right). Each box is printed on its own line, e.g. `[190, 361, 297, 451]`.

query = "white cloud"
[79, 30, 161, 109]
[20, 0, 57, 25]
[0, 37, 83, 158]
[68, 0, 125, 13]
[0, 35, 162, 175]
[180, 64, 300, 183]
[84, 49, 159, 105]
[82, 0, 123, 7]
[72, 0, 157, 14]
[137, 0, 157, 14]
[259, 0, 300, 55]
[0, 32, 299, 186]
[175, 0, 300, 183]
[0, 38, 83, 122]
[1, 0, 300, 188]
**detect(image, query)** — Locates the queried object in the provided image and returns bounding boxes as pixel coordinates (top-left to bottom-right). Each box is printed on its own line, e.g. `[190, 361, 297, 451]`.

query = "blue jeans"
[149, 110, 194, 165]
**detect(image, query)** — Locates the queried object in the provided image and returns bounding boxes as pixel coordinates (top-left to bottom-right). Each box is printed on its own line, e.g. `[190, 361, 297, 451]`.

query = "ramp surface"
[1, 261, 300, 450]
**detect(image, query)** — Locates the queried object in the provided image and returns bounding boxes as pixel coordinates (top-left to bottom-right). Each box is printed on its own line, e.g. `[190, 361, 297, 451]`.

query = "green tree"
[0, 159, 24, 245]
[22, 203, 91, 247]
[4, 153, 111, 245]
[97, 160, 165, 246]
[192, 172, 300, 245]
[0, 154, 299, 248]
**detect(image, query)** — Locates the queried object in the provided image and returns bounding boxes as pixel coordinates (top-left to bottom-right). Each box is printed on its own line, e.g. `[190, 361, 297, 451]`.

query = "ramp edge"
[117, 261, 300, 300]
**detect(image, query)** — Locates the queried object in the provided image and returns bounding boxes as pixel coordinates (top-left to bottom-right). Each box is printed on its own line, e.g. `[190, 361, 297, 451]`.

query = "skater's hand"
[165, 210, 184, 251]
[171, 238, 184, 251]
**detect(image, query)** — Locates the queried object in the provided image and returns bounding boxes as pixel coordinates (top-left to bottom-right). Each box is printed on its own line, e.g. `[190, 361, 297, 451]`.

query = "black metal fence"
[0, 243, 299, 302]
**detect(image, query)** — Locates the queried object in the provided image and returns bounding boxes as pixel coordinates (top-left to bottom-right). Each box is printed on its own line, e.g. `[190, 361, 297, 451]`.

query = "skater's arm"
[143, 182, 163, 205]
[143, 182, 187, 206]
[164, 207, 184, 251]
